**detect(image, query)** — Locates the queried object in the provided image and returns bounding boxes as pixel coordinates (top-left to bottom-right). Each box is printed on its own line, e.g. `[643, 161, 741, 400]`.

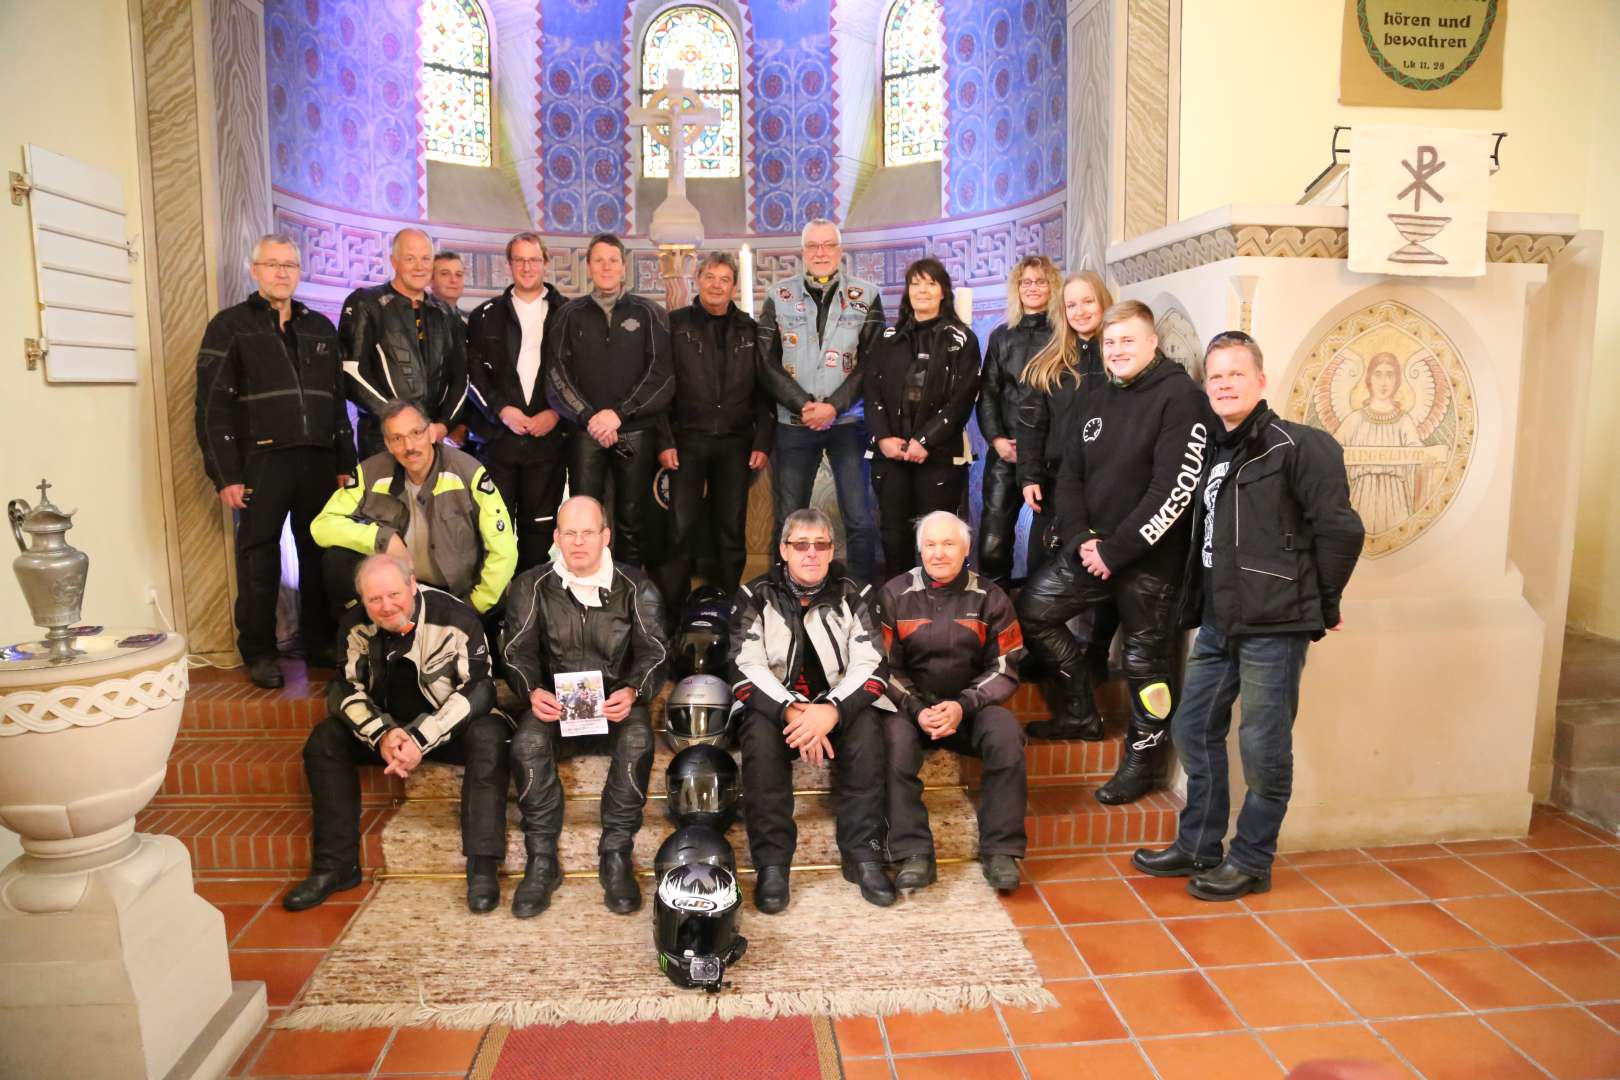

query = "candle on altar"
[954, 285, 973, 325]
[739, 243, 755, 317]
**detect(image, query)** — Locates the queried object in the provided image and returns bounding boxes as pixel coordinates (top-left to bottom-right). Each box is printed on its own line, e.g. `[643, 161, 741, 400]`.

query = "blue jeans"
[1172, 623, 1311, 875]
[771, 419, 879, 582]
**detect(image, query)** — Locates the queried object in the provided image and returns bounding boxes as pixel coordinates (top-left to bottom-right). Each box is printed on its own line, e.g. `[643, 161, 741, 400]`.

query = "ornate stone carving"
[1154, 305, 1202, 382]
[0, 659, 189, 736]
[1284, 299, 1478, 559]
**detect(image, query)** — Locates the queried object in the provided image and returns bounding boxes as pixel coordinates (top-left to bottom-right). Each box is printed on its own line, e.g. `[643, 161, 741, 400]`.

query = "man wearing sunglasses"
[729, 508, 896, 913]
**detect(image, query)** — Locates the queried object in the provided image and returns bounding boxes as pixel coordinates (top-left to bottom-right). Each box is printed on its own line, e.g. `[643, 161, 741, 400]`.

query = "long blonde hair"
[1021, 271, 1114, 392]
[1003, 255, 1063, 330]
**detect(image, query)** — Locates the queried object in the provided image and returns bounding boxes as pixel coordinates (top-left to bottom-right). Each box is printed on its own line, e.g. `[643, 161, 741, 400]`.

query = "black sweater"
[1016, 334, 1104, 492]
[1055, 354, 1210, 578]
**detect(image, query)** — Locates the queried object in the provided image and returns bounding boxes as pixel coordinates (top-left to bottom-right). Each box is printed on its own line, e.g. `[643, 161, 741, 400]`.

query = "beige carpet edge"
[274, 981, 1058, 1032]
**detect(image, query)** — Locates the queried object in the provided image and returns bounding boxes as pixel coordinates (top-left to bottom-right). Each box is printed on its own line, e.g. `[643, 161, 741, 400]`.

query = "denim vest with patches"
[770, 272, 878, 426]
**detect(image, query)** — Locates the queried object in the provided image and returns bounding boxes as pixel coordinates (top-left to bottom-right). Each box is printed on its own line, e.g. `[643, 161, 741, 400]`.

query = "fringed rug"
[468, 1016, 842, 1080]
[279, 864, 1054, 1030]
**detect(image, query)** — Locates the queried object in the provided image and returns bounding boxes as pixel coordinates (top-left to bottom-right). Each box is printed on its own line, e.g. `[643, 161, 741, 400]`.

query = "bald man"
[340, 227, 470, 457]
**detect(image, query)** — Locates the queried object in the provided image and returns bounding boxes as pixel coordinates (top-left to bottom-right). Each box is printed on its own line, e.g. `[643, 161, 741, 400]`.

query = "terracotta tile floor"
[219, 807, 1620, 1079]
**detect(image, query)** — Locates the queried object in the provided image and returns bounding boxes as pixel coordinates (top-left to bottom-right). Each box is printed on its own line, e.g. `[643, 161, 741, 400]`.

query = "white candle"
[954, 284, 973, 325]
[739, 243, 755, 317]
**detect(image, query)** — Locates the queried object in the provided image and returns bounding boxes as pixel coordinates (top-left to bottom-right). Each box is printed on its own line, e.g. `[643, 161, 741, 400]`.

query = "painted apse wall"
[1177, 0, 1620, 639]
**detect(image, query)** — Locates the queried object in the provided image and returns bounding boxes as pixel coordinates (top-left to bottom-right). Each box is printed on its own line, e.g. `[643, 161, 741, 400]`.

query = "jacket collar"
[1016, 311, 1047, 330]
[921, 565, 971, 594]
[245, 289, 307, 323]
[1218, 400, 1275, 448]
[769, 560, 848, 608]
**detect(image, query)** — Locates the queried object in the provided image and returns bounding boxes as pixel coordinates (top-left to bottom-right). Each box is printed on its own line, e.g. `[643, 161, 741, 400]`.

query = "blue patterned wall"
[943, 0, 1066, 215]
[536, 1, 631, 234]
[265, 0, 421, 217]
[747, 0, 839, 234]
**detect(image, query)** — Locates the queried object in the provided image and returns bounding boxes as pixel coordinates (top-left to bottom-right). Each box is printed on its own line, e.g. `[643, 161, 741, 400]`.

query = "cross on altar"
[629, 68, 722, 203]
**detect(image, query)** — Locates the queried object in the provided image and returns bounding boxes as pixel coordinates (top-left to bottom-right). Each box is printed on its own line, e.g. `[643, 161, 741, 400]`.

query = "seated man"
[502, 496, 669, 918]
[285, 554, 510, 913]
[311, 399, 516, 625]
[730, 508, 895, 913]
[878, 511, 1028, 892]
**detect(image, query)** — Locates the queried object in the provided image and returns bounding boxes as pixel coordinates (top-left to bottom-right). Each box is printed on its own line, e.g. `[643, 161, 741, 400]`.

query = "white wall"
[1177, 0, 1620, 638]
[0, 0, 174, 638]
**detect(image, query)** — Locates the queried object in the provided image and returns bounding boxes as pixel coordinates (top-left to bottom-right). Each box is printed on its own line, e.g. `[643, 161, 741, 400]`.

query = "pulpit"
[1106, 205, 1603, 847]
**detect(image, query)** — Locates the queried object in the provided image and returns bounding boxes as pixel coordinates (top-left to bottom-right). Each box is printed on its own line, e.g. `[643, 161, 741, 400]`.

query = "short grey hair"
[800, 218, 842, 247]
[915, 510, 971, 551]
[376, 399, 427, 428]
[391, 227, 432, 258]
[250, 233, 300, 265]
[698, 251, 739, 280]
[354, 553, 415, 593]
[781, 507, 834, 543]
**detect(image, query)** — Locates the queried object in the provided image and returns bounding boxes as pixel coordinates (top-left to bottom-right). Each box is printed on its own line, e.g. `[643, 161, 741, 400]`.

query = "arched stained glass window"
[883, 0, 945, 166]
[641, 6, 742, 179]
[422, 0, 493, 167]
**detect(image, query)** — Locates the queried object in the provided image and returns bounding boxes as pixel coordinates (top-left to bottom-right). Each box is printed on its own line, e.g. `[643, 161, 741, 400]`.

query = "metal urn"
[8, 479, 90, 662]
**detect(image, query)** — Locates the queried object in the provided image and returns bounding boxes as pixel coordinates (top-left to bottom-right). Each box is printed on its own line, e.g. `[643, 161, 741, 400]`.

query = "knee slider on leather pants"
[1128, 678, 1175, 722]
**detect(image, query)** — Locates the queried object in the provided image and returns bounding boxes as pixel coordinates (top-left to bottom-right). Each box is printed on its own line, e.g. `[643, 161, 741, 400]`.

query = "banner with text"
[1349, 125, 1491, 277]
[1340, 0, 1507, 109]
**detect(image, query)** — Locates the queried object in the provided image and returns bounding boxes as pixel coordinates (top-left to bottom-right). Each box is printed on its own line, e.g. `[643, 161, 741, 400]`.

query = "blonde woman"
[973, 255, 1063, 585]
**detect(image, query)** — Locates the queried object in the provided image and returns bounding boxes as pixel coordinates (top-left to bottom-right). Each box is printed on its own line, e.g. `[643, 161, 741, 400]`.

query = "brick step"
[181, 664, 328, 736]
[133, 804, 392, 873]
[157, 737, 403, 801]
[1022, 785, 1182, 853]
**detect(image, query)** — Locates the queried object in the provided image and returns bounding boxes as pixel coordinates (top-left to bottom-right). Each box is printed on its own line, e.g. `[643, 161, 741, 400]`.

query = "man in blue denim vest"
[755, 219, 885, 582]
[1133, 331, 1364, 901]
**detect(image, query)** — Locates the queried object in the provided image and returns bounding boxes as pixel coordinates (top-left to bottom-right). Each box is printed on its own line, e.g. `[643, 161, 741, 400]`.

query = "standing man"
[430, 251, 468, 322]
[656, 251, 773, 610]
[756, 219, 884, 582]
[340, 227, 469, 457]
[878, 512, 1028, 892]
[196, 233, 356, 688]
[502, 496, 669, 918]
[1016, 300, 1208, 803]
[467, 233, 568, 571]
[285, 554, 511, 914]
[730, 508, 895, 913]
[1134, 332, 1363, 900]
[546, 233, 674, 565]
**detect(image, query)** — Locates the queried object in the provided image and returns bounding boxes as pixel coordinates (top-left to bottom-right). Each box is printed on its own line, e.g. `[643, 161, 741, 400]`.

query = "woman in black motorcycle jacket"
[862, 257, 982, 574]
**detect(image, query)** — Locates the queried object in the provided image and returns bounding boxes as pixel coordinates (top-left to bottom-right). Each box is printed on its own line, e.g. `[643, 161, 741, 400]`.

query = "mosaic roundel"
[1284, 299, 1478, 559]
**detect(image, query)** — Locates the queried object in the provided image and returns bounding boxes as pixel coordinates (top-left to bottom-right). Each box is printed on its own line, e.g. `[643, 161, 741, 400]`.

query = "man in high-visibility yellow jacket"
[313, 399, 516, 619]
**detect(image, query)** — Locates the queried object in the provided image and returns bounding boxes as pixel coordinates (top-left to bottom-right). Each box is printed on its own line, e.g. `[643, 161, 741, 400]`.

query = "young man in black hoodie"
[1133, 332, 1363, 900]
[466, 232, 568, 571]
[1016, 300, 1209, 804]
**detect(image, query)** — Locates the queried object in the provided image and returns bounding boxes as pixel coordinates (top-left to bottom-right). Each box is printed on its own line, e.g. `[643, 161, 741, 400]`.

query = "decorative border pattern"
[1110, 226, 1573, 286]
[0, 660, 189, 736]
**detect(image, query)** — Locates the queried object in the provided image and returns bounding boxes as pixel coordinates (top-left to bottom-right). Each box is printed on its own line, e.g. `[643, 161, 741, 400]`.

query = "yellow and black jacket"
[311, 443, 516, 614]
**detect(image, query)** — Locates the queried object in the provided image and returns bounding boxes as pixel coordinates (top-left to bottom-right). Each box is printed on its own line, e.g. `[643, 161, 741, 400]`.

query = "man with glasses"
[502, 496, 669, 918]
[467, 233, 568, 571]
[196, 233, 357, 687]
[340, 228, 470, 456]
[546, 233, 674, 565]
[730, 508, 896, 913]
[311, 399, 516, 629]
[756, 219, 884, 582]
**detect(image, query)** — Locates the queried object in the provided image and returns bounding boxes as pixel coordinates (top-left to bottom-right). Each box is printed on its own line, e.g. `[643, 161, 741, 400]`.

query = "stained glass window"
[883, 0, 945, 166]
[422, 0, 492, 167]
[641, 6, 741, 179]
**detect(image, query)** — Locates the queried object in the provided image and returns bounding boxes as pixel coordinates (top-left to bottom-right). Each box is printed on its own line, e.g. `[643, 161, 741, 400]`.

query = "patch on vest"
[882, 327, 897, 338]
[823, 349, 840, 369]
[620, 317, 641, 333]
[777, 287, 792, 301]
[1083, 417, 1103, 442]
[847, 287, 864, 300]
[785, 332, 799, 347]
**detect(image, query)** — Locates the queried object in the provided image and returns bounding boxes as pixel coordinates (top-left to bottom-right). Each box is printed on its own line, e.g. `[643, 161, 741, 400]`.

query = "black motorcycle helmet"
[664, 674, 736, 751]
[682, 584, 732, 624]
[665, 744, 741, 831]
[654, 858, 748, 992]
[674, 616, 730, 678]
[654, 824, 737, 881]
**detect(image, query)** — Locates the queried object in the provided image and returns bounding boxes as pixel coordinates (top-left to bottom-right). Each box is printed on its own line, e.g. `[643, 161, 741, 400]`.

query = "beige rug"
[280, 864, 1055, 1030]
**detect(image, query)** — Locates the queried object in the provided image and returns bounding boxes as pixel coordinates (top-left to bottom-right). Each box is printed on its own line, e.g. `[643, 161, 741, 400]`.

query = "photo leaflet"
[555, 669, 609, 737]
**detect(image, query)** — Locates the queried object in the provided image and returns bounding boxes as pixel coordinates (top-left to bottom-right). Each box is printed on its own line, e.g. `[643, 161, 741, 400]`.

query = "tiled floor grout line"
[364, 1026, 401, 1080]
[987, 1000, 1034, 1080]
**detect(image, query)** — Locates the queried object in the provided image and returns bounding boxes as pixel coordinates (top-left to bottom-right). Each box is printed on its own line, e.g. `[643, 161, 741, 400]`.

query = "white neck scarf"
[554, 551, 615, 608]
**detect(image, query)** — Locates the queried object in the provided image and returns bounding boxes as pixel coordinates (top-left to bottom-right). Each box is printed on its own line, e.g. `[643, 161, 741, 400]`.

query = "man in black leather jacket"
[196, 233, 357, 688]
[500, 496, 669, 918]
[466, 232, 569, 571]
[975, 256, 1060, 585]
[339, 228, 469, 457]
[1134, 332, 1362, 901]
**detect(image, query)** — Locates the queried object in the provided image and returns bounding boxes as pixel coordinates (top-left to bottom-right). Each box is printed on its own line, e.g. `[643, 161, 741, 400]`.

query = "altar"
[1106, 205, 1604, 847]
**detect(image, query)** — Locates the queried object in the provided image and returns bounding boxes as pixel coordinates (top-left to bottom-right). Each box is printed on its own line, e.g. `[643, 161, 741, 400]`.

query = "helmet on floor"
[653, 824, 737, 881]
[654, 855, 747, 992]
[664, 674, 736, 750]
[665, 743, 741, 831]
[673, 616, 730, 679]
[682, 584, 733, 625]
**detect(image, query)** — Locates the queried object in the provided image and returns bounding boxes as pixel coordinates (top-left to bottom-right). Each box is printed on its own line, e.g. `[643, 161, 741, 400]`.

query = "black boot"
[247, 655, 284, 690]
[1025, 666, 1103, 741]
[981, 854, 1021, 891]
[600, 850, 641, 914]
[466, 855, 500, 914]
[1095, 720, 1168, 804]
[282, 866, 361, 911]
[1132, 845, 1217, 878]
[754, 865, 790, 914]
[842, 861, 896, 907]
[1189, 861, 1271, 902]
[893, 854, 937, 891]
[512, 854, 562, 918]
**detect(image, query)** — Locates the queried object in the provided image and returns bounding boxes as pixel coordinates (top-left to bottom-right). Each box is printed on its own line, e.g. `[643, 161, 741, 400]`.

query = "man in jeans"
[1133, 331, 1363, 900]
[756, 219, 885, 581]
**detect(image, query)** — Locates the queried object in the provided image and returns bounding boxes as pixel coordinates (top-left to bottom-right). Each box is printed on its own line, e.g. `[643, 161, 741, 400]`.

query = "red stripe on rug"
[485, 1015, 835, 1080]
